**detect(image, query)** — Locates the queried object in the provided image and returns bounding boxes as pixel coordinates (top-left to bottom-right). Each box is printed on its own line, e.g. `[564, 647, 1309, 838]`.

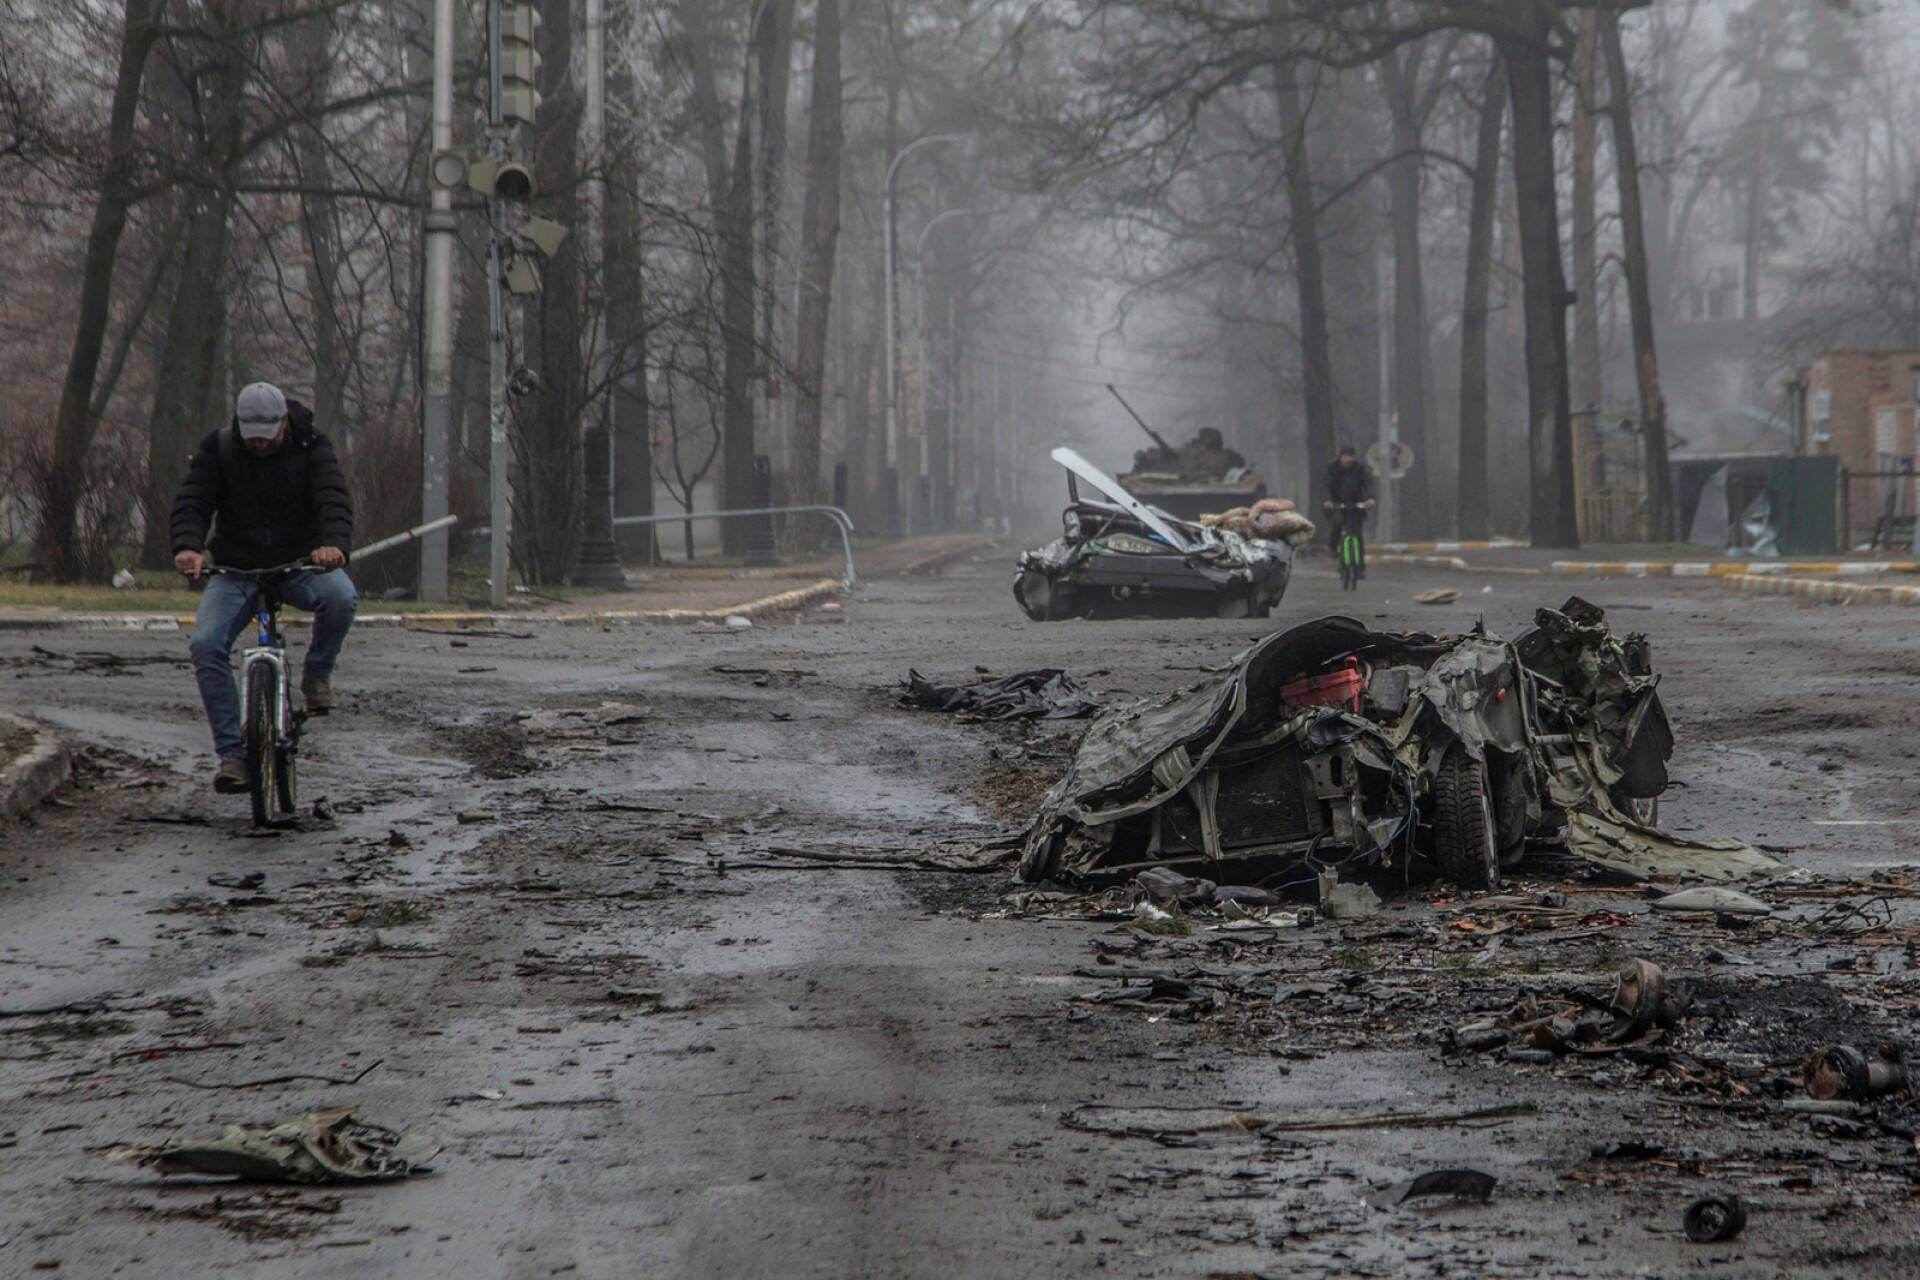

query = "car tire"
[1433, 745, 1499, 891]
[1614, 791, 1659, 827]
[1018, 832, 1061, 882]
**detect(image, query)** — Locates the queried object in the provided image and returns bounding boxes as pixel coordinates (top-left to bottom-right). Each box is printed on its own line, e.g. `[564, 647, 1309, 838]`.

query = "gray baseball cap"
[235, 382, 288, 440]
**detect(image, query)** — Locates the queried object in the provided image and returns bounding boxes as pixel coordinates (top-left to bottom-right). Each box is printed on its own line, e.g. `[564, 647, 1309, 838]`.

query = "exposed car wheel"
[1488, 749, 1530, 863]
[1614, 791, 1659, 827]
[1433, 745, 1500, 891]
[1018, 832, 1061, 882]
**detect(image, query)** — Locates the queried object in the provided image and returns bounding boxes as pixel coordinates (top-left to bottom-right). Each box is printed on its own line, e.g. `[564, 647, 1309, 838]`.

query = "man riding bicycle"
[1322, 443, 1377, 578]
[170, 382, 356, 794]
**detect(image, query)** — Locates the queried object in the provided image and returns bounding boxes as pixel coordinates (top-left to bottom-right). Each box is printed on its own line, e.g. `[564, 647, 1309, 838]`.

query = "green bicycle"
[1333, 503, 1367, 591]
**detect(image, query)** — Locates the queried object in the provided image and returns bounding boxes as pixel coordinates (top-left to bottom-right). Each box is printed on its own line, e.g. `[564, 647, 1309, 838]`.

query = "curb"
[0, 581, 846, 633]
[0, 710, 71, 818]
[1551, 559, 1920, 578]
[1375, 539, 1524, 554]
[1722, 573, 1920, 606]
[898, 536, 1001, 576]
[1371, 554, 1472, 570]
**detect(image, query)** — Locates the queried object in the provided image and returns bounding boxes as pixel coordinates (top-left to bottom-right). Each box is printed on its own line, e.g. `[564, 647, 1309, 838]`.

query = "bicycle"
[203, 561, 312, 827]
[1330, 503, 1368, 591]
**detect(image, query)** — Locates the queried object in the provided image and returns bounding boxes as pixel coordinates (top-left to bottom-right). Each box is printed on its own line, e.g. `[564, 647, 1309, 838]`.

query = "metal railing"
[613, 505, 858, 587]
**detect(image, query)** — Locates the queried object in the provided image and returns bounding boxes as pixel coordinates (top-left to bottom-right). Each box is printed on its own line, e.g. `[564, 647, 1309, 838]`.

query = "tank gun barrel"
[1105, 383, 1174, 456]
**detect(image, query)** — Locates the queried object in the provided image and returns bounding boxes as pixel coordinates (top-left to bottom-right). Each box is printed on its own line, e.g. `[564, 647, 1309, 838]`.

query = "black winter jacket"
[168, 400, 353, 570]
[1323, 458, 1375, 508]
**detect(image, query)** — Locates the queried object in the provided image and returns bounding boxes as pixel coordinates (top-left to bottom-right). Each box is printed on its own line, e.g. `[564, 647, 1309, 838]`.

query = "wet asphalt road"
[2, 552, 1919, 1277]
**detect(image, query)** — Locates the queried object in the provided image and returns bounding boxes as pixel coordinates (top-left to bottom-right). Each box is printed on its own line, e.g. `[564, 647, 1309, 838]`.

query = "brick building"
[1788, 350, 1920, 544]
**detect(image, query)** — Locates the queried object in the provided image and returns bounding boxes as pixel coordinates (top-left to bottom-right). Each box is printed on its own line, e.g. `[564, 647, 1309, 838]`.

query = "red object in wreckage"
[1279, 657, 1366, 714]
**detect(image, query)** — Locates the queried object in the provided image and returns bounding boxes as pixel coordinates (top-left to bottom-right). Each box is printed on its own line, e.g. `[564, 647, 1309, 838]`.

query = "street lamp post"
[914, 208, 973, 532]
[883, 132, 965, 536]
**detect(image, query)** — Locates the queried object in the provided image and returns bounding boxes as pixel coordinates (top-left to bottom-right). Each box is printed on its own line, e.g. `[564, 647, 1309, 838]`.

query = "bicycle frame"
[217, 565, 304, 751]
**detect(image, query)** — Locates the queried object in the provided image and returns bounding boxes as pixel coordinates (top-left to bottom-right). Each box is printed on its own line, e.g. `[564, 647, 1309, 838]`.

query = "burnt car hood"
[1018, 607, 1779, 886]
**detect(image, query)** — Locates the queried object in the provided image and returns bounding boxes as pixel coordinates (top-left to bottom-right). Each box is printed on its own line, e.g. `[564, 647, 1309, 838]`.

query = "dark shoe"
[213, 756, 249, 793]
[302, 673, 334, 714]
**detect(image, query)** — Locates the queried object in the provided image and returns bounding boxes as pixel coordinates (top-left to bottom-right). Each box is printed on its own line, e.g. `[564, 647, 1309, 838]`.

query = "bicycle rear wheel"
[274, 742, 298, 817]
[246, 666, 278, 828]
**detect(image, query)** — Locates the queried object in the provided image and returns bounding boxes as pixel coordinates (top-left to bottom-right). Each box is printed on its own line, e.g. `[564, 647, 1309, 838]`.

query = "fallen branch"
[162, 1060, 383, 1090]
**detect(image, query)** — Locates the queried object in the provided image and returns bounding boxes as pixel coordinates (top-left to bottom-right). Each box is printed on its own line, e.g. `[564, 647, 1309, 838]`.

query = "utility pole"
[1375, 246, 1396, 545]
[419, 0, 455, 601]
[883, 132, 964, 538]
[426, 0, 552, 607]
[570, 0, 624, 587]
[486, 0, 510, 608]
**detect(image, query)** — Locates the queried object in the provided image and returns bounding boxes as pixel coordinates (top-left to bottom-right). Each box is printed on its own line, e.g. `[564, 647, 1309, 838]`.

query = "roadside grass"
[0, 566, 449, 615]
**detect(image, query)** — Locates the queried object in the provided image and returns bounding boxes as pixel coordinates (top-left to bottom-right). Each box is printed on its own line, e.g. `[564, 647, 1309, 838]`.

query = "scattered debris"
[207, 871, 265, 891]
[1651, 886, 1772, 916]
[163, 1060, 383, 1091]
[129, 1189, 344, 1242]
[1483, 960, 1687, 1057]
[1682, 1193, 1748, 1244]
[1061, 1102, 1536, 1141]
[1372, 1168, 1496, 1208]
[1320, 871, 1381, 921]
[899, 668, 1102, 721]
[1135, 867, 1214, 905]
[106, 1108, 438, 1184]
[724, 614, 753, 630]
[455, 810, 495, 825]
[1803, 1043, 1908, 1100]
[1413, 588, 1459, 606]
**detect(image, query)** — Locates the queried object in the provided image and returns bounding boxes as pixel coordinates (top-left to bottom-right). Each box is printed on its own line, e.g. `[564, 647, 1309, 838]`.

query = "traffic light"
[434, 153, 536, 201]
[500, 2, 541, 128]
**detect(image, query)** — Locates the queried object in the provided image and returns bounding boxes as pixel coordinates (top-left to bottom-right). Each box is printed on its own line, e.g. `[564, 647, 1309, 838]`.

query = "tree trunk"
[755, 0, 795, 457]
[719, 75, 757, 554]
[1601, 10, 1674, 542]
[36, 0, 165, 581]
[523, 0, 583, 582]
[1570, 9, 1601, 412]
[679, 0, 755, 554]
[607, 9, 654, 563]
[1270, 39, 1337, 494]
[139, 2, 249, 569]
[1382, 46, 1433, 537]
[1500, 12, 1580, 549]
[293, 7, 343, 448]
[1743, 0, 1781, 321]
[1458, 52, 1505, 543]
[786, 0, 842, 549]
[1314, 67, 1380, 466]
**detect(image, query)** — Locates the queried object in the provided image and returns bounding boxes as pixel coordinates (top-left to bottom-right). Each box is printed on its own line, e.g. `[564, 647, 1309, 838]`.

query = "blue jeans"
[189, 570, 358, 759]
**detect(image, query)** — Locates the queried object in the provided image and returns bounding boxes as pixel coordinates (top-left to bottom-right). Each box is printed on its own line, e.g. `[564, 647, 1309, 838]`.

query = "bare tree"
[787, 0, 844, 543]
[1457, 49, 1504, 542]
[35, 0, 167, 581]
[1601, 8, 1672, 542]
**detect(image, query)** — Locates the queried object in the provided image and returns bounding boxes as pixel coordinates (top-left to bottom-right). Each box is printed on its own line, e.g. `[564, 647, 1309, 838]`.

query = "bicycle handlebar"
[195, 559, 314, 579]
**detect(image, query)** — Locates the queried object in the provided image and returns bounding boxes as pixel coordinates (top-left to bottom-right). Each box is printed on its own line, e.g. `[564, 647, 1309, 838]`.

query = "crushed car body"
[1018, 598, 1779, 890]
[1015, 447, 1293, 621]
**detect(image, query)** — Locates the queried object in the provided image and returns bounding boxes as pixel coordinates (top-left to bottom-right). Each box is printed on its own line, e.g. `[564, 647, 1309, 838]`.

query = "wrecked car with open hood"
[1014, 447, 1293, 621]
[1019, 598, 1779, 891]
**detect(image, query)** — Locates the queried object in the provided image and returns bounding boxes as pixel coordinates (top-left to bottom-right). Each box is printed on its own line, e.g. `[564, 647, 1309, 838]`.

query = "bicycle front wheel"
[246, 665, 278, 827]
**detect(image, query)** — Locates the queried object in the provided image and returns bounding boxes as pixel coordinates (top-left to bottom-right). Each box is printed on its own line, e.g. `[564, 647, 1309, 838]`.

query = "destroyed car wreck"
[1015, 447, 1294, 621]
[1019, 598, 1779, 891]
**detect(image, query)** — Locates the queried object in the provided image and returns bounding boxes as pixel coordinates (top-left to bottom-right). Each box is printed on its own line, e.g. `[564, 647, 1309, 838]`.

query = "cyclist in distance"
[1322, 443, 1377, 579]
[170, 382, 355, 793]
